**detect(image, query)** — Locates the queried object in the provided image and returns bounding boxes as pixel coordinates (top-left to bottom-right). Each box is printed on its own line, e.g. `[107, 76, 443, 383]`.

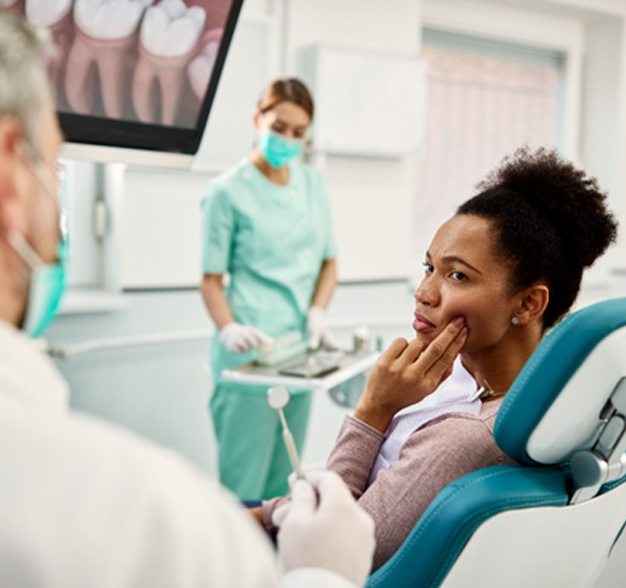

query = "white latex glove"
[307, 306, 338, 350]
[219, 322, 273, 354]
[277, 471, 375, 587]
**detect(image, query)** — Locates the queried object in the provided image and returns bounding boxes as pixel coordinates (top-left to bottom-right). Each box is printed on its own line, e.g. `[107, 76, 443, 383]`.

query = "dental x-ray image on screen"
[2, 0, 243, 155]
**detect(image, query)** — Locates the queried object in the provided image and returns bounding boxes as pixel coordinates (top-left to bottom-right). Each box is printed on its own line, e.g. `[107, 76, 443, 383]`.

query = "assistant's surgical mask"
[258, 129, 304, 168]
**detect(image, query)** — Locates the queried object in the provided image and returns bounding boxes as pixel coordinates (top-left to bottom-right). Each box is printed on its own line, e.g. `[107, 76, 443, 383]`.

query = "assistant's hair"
[257, 78, 314, 120]
[0, 11, 55, 149]
[457, 146, 618, 329]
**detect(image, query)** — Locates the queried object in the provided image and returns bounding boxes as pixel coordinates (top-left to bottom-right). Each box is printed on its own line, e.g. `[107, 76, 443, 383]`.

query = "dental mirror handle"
[279, 409, 304, 480]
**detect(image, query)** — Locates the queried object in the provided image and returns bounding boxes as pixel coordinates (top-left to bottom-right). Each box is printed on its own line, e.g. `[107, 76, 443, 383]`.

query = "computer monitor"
[6, 0, 243, 160]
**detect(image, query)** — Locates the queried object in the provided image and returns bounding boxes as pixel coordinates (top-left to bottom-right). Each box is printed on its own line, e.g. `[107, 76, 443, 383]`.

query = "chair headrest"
[495, 297, 626, 466]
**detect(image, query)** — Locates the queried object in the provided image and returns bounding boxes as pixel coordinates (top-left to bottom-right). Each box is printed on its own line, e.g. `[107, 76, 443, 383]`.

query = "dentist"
[0, 12, 374, 588]
[201, 78, 338, 500]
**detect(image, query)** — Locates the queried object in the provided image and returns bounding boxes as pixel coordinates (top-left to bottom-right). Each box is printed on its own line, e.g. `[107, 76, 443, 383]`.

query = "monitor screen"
[4, 0, 243, 155]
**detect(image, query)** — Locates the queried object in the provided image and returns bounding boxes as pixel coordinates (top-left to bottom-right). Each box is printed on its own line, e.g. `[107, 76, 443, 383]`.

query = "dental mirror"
[267, 385, 290, 410]
[267, 386, 304, 480]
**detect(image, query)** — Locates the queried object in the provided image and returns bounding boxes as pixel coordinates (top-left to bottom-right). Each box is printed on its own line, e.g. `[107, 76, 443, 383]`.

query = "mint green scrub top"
[202, 159, 337, 383]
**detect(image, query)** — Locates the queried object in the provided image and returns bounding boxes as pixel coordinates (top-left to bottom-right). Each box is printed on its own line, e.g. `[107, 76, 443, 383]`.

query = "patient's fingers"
[425, 327, 467, 383]
[380, 337, 410, 361]
[396, 337, 427, 368]
[416, 317, 465, 372]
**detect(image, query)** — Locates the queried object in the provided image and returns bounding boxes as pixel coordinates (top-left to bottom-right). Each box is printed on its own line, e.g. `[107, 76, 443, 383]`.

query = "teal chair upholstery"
[367, 297, 626, 588]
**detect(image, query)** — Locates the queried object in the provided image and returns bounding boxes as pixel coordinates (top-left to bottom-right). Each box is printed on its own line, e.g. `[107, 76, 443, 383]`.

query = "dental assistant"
[0, 13, 375, 588]
[201, 78, 338, 500]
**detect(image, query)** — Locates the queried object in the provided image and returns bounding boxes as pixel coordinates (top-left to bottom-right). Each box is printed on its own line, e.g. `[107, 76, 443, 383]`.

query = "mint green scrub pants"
[210, 382, 312, 500]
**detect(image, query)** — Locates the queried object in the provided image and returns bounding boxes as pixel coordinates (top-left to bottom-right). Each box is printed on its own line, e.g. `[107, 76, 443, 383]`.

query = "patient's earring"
[511, 316, 520, 326]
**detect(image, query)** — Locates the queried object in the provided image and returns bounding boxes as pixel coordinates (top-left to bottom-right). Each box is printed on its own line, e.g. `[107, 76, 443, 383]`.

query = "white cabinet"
[298, 44, 427, 157]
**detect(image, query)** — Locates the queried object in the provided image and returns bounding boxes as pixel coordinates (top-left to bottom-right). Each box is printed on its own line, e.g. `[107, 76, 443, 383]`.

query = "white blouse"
[368, 357, 481, 485]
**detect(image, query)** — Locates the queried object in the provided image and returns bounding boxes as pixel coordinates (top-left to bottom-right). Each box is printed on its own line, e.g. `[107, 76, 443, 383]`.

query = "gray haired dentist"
[0, 10, 374, 588]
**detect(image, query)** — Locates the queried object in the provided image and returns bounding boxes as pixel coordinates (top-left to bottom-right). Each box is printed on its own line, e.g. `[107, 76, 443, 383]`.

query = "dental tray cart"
[221, 348, 380, 392]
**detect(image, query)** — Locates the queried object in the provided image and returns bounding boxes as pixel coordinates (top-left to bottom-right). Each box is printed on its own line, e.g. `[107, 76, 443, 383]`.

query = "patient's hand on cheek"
[355, 317, 467, 433]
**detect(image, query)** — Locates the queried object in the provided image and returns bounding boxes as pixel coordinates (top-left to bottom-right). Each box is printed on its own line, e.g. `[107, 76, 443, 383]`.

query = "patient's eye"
[449, 270, 467, 282]
[422, 262, 434, 274]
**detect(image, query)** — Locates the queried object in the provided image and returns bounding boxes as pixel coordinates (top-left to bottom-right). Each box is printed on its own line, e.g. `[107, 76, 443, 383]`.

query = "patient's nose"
[415, 278, 439, 307]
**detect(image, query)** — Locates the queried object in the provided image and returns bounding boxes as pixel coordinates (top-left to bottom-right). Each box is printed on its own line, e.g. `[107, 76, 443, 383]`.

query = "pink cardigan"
[263, 398, 514, 571]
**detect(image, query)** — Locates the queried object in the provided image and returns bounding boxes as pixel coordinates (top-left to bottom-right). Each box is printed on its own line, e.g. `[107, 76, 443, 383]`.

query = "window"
[414, 29, 566, 255]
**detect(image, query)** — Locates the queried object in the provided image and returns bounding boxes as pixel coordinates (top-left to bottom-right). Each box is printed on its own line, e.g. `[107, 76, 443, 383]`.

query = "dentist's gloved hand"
[219, 322, 273, 354]
[307, 306, 338, 350]
[277, 471, 375, 587]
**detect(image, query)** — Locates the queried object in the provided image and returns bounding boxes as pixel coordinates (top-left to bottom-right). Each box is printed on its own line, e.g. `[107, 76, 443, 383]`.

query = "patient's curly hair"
[457, 147, 618, 329]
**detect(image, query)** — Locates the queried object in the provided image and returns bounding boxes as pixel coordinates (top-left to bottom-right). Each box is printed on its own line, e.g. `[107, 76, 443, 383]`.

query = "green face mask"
[9, 232, 67, 338]
[8, 144, 67, 338]
[258, 129, 304, 168]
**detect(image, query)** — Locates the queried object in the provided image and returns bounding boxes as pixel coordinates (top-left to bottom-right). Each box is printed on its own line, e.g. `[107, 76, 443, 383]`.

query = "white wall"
[284, 0, 421, 61]
[120, 167, 210, 288]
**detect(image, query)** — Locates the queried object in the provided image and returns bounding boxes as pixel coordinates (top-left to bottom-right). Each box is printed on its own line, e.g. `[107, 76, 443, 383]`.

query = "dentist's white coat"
[0, 321, 354, 588]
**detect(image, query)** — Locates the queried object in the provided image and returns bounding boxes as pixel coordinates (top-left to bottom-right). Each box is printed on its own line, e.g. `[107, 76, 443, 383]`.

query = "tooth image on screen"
[25, 0, 75, 93]
[187, 28, 221, 101]
[1, 0, 25, 15]
[132, 0, 205, 125]
[26, 0, 73, 26]
[185, 0, 229, 30]
[40, 0, 236, 153]
[65, 0, 152, 119]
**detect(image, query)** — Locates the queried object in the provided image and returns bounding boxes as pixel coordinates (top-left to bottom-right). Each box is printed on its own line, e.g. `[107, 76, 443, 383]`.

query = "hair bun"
[477, 147, 618, 268]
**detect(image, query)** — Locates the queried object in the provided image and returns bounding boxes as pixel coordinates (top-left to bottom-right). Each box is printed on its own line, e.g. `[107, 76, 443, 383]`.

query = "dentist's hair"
[458, 146, 618, 329]
[257, 78, 315, 121]
[0, 11, 55, 150]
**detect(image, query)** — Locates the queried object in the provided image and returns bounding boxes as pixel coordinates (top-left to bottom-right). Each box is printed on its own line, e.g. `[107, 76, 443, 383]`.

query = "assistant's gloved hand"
[307, 306, 338, 350]
[219, 322, 273, 354]
[277, 471, 375, 587]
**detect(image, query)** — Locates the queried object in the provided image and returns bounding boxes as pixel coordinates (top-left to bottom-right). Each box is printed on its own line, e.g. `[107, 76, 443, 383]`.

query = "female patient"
[260, 147, 618, 570]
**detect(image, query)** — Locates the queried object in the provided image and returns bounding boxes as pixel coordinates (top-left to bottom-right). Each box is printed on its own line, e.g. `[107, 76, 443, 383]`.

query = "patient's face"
[413, 214, 518, 353]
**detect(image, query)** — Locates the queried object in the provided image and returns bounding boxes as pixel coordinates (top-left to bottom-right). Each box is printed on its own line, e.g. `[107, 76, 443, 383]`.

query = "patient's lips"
[187, 28, 222, 101]
[65, 0, 152, 118]
[132, 0, 206, 125]
[413, 313, 436, 334]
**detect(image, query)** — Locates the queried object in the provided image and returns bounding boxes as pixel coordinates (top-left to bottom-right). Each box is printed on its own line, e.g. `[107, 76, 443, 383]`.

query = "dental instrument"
[267, 386, 304, 480]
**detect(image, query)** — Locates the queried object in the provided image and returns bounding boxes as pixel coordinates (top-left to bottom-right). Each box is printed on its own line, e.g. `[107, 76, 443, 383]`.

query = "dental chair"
[367, 297, 626, 588]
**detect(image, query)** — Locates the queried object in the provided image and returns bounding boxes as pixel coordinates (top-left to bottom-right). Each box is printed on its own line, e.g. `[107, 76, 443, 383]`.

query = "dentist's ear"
[514, 284, 550, 326]
[0, 116, 27, 236]
[0, 115, 25, 168]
